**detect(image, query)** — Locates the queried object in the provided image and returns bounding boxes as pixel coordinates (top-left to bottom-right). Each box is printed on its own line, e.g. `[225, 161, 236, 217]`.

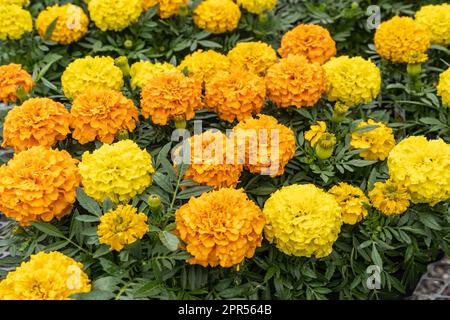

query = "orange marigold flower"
[175, 188, 265, 267]
[2, 98, 71, 152]
[279, 24, 336, 64]
[205, 69, 266, 123]
[0, 146, 80, 226]
[231, 114, 296, 177]
[70, 88, 139, 144]
[0, 63, 34, 104]
[265, 54, 327, 108]
[140, 72, 202, 125]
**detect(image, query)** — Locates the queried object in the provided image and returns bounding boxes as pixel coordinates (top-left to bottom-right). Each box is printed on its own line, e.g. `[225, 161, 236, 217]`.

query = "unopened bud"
[15, 85, 27, 103]
[351, 2, 359, 10]
[179, 5, 188, 16]
[315, 133, 336, 160]
[124, 39, 133, 49]
[174, 115, 187, 129]
[332, 101, 350, 123]
[407, 63, 422, 77]
[148, 194, 161, 210]
[258, 13, 268, 23]
[116, 129, 129, 141]
[114, 56, 131, 78]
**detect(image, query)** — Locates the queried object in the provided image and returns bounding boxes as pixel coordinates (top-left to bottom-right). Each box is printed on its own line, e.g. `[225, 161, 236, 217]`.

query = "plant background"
[0, 0, 449, 300]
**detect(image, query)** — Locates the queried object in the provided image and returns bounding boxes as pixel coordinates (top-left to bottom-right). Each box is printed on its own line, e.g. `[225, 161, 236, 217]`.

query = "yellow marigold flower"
[36, 4, 89, 45]
[70, 89, 138, 145]
[176, 188, 265, 267]
[0, 251, 90, 300]
[142, 0, 188, 18]
[279, 24, 336, 65]
[263, 184, 342, 258]
[328, 182, 369, 225]
[0, 0, 29, 6]
[374, 16, 430, 64]
[323, 56, 381, 107]
[227, 41, 277, 76]
[232, 114, 296, 177]
[130, 61, 177, 89]
[387, 136, 450, 206]
[304, 121, 327, 147]
[265, 54, 326, 108]
[88, 0, 142, 31]
[0, 146, 80, 226]
[178, 49, 230, 84]
[98, 205, 149, 251]
[437, 67, 450, 107]
[61, 56, 124, 100]
[369, 180, 410, 216]
[179, 131, 243, 189]
[205, 69, 266, 123]
[0, 5, 32, 40]
[416, 4, 450, 46]
[79, 140, 155, 203]
[236, 0, 276, 14]
[0, 63, 34, 104]
[193, 0, 241, 34]
[2, 98, 71, 152]
[351, 119, 396, 161]
[140, 72, 202, 125]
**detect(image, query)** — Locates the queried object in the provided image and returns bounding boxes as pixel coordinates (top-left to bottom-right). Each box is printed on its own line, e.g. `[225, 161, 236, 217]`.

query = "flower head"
[140, 72, 202, 125]
[36, 4, 89, 45]
[79, 140, 155, 203]
[88, 0, 142, 31]
[227, 41, 277, 76]
[178, 50, 230, 84]
[369, 180, 410, 216]
[0, 0, 29, 6]
[130, 60, 177, 89]
[323, 56, 381, 107]
[61, 56, 124, 100]
[315, 132, 336, 160]
[0, 63, 33, 104]
[2, 98, 71, 152]
[98, 205, 149, 251]
[265, 54, 327, 108]
[142, 0, 188, 18]
[351, 119, 395, 161]
[236, 0, 277, 14]
[416, 4, 450, 46]
[387, 136, 450, 206]
[328, 182, 369, 225]
[304, 121, 327, 147]
[0, 146, 80, 226]
[374, 16, 430, 64]
[176, 188, 265, 267]
[193, 0, 241, 34]
[437, 67, 450, 107]
[70, 89, 138, 144]
[205, 69, 266, 122]
[279, 24, 336, 64]
[263, 184, 342, 258]
[0, 5, 32, 40]
[0, 252, 90, 300]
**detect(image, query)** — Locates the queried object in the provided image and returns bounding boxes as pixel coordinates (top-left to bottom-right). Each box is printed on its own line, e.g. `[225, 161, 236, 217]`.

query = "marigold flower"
[416, 4, 450, 45]
[0, 0, 29, 6]
[36, 4, 89, 45]
[193, 0, 241, 34]
[437, 67, 450, 107]
[178, 49, 230, 84]
[140, 72, 202, 125]
[351, 119, 396, 161]
[2, 98, 71, 152]
[374, 16, 430, 64]
[98, 205, 149, 251]
[232, 114, 296, 177]
[88, 0, 142, 31]
[178, 131, 243, 189]
[265, 54, 326, 108]
[0, 252, 91, 300]
[0, 146, 80, 226]
[323, 56, 381, 107]
[130, 60, 177, 88]
[369, 180, 410, 216]
[142, 0, 188, 18]
[263, 184, 342, 258]
[205, 69, 266, 122]
[279, 24, 336, 64]
[79, 140, 155, 203]
[387, 136, 450, 206]
[304, 121, 327, 147]
[236, 0, 277, 14]
[176, 188, 265, 267]
[227, 41, 277, 76]
[70, 89, 138, 144]
[0, 63, 33, 104]
[61, 56, 124, 100]
[328, 182, 369, 225]
[315, 132, 336, 160]
[0, 4, 32, 40]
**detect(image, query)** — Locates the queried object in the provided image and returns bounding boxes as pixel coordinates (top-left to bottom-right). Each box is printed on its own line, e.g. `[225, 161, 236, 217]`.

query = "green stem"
[168, 166, 184, 213]
[115, 279, 133, 300]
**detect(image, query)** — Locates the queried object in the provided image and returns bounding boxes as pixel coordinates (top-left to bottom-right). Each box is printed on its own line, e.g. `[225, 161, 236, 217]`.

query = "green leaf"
[159, 231, 180, 251]
[418, 214, 442, 230]
[44, 17, 58, 40]
[198, 40, 222, 48]
[76, 188, 102, 216]
[93, 245, 111, 258]
[30, 221, 65, 239]
[371, 245, 383, 267]
[153, 172, 174, 193]
[346, 159, 378, 167]
[75, 215, 100, 223]
[176, 185, 213, 199]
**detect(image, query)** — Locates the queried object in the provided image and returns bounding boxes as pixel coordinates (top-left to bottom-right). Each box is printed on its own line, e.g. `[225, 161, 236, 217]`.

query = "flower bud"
[179, 5, 189, 16]
[15, 85, 28, 103]
[174, 115, 187, 129]
[315, 133, 336, 160]
[124, 39, 133, 49]
[116, 129, 129, 141]
[351, 2, 359, 10]
[332, 101, 350, 123]
[147, 194, 161, 210]
[407, 63, 422, 77]
[114, 56, 130, 78]
[258, 13, 268, 24]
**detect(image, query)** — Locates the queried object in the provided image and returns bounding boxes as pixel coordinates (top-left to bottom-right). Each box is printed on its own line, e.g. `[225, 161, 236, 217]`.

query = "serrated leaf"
[159, 231, 179, 251]
[30, 221, 65, 238]
[76, 188, 102, 216]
